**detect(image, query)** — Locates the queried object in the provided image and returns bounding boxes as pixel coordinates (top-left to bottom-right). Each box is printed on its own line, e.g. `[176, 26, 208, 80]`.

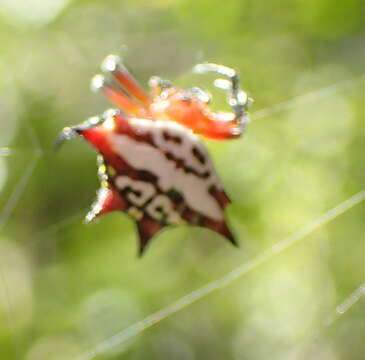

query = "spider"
[56, 55, 251, 255]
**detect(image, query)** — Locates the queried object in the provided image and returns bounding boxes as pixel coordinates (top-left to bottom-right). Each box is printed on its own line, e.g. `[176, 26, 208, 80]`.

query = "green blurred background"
[1, 0, 365, 359]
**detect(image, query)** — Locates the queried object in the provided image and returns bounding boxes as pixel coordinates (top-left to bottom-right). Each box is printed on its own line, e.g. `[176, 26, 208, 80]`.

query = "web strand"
[0, 121, 42, 359]
[78, 189, 365, 360]
[23, 210, 86, 251]
[251, 73, 365, 121]
[0, 152, 41, 231]
[0, 147, 12, 157]
[0, 147, 46, 157]
[325, 280, 365, 326]
[25, 121, 42, 150]
[0, 118, 43, 231]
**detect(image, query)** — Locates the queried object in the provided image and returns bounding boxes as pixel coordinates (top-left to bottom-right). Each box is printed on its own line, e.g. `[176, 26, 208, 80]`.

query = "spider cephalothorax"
[57, 55, 251, 255]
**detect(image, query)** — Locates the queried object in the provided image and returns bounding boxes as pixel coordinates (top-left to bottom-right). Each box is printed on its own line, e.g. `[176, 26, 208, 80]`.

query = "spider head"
[150, 86, 212, 132]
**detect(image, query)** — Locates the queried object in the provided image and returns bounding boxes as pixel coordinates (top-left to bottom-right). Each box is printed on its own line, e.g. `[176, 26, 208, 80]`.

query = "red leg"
[193, 63, 252, 138]
[91, 74, 146, 117]
[101, 55, 151, 107]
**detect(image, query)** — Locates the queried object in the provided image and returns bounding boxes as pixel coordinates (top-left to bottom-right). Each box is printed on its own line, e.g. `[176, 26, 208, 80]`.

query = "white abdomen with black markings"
[107, 119, 225, 221]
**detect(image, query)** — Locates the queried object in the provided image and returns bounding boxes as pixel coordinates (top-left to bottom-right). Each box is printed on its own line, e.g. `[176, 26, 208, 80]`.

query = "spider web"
[1, 73, 365, 359]
[79, 190, 365, 360]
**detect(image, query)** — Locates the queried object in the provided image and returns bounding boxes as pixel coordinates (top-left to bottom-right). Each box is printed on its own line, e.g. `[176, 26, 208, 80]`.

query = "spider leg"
[91, 74, 145, 117]
[54, 115, 103, 150]
[101, 54, 151, 107]
[193, 63, 252, 136]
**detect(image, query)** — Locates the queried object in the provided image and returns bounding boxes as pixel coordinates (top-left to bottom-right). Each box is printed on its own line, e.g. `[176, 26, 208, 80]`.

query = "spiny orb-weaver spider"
[57, 55, 251, 255]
